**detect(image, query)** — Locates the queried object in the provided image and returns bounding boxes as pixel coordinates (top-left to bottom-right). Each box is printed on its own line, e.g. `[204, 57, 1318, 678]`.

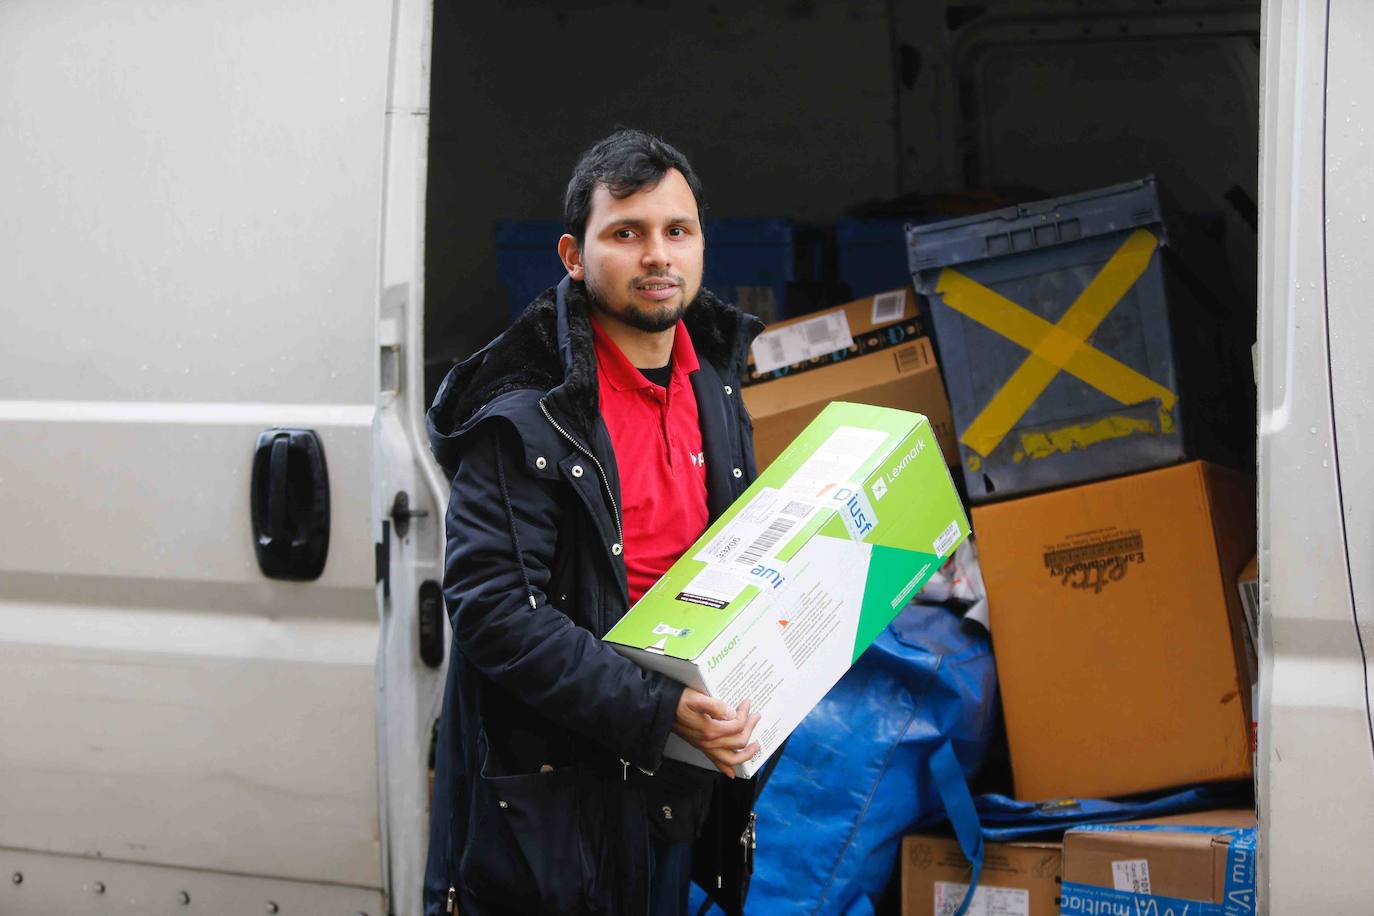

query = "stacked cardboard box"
[1061, 810, 1256, 915]
[742, 289, 958, 469]
[973, 461, 1255, 800]
[901, 834, 1061, 916]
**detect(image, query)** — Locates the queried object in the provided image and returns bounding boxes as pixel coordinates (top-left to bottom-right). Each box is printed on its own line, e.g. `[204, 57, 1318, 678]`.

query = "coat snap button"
[724, 385, 733, 395]
[535, 456, 547, 469]
[733, 468, 743, 478]
[611, 543, 623, 556]
[498, 800, 508, 809]
[662, 806, 674, 820]
[571, 465, 584, 478]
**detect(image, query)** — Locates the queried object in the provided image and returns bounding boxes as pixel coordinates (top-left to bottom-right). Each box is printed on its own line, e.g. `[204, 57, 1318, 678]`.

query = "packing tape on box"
[1060, 825, 1256, 916]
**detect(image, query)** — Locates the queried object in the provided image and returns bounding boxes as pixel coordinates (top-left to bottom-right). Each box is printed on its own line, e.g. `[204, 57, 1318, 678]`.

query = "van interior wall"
[425, 0, 1260, 409]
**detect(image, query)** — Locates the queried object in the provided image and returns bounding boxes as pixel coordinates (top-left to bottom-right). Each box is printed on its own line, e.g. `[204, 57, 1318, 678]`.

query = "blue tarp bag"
[973, 782, 1252, 842]
[692, 603, 998, 916]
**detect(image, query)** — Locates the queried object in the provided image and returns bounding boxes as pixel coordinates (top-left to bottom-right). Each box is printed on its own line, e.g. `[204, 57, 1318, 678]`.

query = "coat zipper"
[538, 398, 624, 548]
[740, 811, 757, 873]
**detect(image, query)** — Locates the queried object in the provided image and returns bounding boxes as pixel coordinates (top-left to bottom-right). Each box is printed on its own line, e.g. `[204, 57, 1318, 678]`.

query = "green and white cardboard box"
[605, 401, 969, 777]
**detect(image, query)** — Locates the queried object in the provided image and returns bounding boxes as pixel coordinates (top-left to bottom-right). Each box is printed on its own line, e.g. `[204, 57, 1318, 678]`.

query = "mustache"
[628, 271, 686, 288]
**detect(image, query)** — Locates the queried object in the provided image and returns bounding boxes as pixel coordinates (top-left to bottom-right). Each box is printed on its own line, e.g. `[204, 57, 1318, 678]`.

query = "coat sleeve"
[441, 419, 682, 770]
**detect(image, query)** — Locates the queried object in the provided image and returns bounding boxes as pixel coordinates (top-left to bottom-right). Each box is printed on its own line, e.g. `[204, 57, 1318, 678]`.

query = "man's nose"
[642, 233, 670, 269]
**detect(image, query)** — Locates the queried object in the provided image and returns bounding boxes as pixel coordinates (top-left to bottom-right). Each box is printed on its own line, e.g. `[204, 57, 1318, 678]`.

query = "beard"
[585, 268, 695, 333]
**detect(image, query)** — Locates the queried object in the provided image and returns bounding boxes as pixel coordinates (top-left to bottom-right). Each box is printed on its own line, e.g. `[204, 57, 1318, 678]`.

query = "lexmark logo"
[884, 442, 925, 484]
[707, 635, 742, 671]
[870, 478, 888, 501]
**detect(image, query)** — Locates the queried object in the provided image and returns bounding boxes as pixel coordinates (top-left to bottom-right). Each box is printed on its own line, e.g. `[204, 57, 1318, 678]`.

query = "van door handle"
[251, 428, 331, 580]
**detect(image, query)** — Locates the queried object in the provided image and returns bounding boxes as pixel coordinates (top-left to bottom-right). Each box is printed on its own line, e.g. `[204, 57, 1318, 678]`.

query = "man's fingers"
[699, 715, 749, 746]
[700, 711, 762, 748]
[737, 711, 761, 746]
[708, 742, 763, 777]
[687, 694, 736, 721]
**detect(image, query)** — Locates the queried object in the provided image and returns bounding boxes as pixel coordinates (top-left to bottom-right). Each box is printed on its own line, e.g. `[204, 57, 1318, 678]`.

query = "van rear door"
[1259, 0, 1374, 910]
[0, 2, 436, 912]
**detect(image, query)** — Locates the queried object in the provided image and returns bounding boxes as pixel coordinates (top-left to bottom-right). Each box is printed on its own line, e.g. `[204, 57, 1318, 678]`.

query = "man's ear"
[557, 234, 584, 280]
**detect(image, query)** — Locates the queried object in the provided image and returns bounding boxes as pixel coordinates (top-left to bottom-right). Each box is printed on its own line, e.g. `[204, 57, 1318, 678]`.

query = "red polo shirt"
[590, 316, 710, 604]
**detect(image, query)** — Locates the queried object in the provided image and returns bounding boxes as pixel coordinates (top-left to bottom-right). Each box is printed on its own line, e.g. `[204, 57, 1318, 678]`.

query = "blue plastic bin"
[494, 218, 796, 323]
[702, 218, 794, 323]
[909, 177, 1242, 502]
[494, 220, 566, 321]
[836, 218, 912, 300]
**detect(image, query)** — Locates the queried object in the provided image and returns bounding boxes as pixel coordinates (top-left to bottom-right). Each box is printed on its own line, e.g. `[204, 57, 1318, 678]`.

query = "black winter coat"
[423, 277, 765, 915]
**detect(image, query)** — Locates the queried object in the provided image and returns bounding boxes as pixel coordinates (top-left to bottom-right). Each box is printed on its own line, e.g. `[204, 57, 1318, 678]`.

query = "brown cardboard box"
[1062, 809, 1255, 913]
[743, 290, 957, 469]
[973, 461, 1256, 800]
[901, 834, 1061, 916]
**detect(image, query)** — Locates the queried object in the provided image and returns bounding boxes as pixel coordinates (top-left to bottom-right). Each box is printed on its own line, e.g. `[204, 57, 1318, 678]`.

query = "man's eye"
[616, 229, 636, 239]
[668, 227, 686, 237]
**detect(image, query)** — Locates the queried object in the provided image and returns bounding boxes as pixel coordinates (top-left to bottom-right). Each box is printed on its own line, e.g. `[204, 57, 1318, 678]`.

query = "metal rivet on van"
[498, 800, 509, 809]
[266, 904, 279, 914]
[178, 891, 191, 905]
[535, 456, 547, 469]
[10, 873, 21, 885]
[733, 468, 743, 478]
[571, 465, 584, 478]
[612, 543, 623, 556]
[93, 882, 106, 895]
[724, 385, 733, 395]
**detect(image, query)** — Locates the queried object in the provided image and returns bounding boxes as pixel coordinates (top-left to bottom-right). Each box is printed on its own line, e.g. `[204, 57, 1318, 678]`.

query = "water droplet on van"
[1322, 459, 1329, 468]
[1309, 426, 1317, 434]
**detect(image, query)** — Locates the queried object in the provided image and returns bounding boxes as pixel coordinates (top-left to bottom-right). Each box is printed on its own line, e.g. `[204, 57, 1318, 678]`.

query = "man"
[423, 129, 766, 916]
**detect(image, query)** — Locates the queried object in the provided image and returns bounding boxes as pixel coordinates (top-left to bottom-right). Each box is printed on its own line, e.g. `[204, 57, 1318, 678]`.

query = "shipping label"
[933, 881, 1030, 916]
[750, 311, 853, 374]
[1112, 859, 1152, 895]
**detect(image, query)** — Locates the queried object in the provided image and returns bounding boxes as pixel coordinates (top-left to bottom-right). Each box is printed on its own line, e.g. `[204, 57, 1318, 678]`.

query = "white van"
[0, 0, 1367, 913]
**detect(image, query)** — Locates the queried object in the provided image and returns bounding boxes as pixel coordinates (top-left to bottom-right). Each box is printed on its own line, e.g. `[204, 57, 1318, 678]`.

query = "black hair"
[563, 128, 705, 245]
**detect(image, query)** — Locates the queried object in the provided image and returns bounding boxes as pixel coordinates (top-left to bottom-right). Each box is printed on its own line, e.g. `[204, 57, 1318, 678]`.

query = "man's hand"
[671, 688, 762, 778]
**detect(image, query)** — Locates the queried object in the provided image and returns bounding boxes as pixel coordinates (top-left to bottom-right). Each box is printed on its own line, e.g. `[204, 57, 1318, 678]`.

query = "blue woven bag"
[692, 603, 998, 916]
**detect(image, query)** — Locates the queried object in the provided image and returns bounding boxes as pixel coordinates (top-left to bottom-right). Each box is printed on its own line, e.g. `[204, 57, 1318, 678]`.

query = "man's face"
[562, 168, 704, 333]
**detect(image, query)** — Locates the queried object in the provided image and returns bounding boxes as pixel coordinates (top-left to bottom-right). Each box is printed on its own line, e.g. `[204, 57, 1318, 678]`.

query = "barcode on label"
[934, 520, 962, 557]
[871, 290, 907, 324]
[804, 320, 837, 346]
[737, 517, 797, 566]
